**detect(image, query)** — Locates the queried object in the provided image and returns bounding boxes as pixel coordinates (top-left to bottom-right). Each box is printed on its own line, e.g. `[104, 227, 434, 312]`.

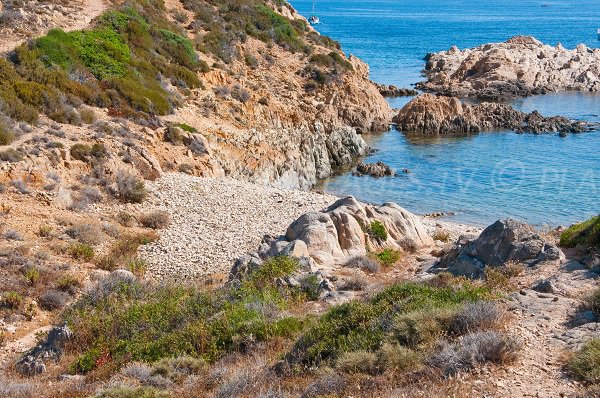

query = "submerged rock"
[433, 219, 562, 278]
[393, 94, 593, 134]
[374, 83, 419, 98]
[353, 161, 395, 177]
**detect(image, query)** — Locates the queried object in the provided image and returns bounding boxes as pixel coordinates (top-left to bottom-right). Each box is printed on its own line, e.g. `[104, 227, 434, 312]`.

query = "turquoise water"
[291, 0, 600, 226]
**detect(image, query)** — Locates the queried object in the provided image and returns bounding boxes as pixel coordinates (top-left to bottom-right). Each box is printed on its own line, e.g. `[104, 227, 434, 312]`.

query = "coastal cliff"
[418, 36, 600, 100]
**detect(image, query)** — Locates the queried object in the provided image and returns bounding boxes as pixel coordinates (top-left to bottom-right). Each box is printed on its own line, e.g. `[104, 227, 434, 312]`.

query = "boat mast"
[312, 0, 316, 14]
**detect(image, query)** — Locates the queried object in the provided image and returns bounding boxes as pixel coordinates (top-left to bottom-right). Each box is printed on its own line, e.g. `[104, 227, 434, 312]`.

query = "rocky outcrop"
[417, 36, 600, 100]
[433, 219, 563, 278]
[16, 325, 73, 376]
[375, 83, 419, 98]
[393, 94, 594, 134]
[234, 196, 433, 269]
[353, 161, 394, 177]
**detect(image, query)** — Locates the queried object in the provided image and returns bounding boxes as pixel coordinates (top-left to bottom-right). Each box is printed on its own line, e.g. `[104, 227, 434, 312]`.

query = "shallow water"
[291, 0, 600, 226]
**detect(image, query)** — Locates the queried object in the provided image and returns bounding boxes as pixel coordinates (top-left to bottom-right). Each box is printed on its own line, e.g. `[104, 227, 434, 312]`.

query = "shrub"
[336, 350, 378, 374]
[375, 248, 401, 267]
[586, 287, 600, 316]
[369, 220, 387, 241]
[39, 290, 69, 311]
[343, 255, 380, 273]
[428, 331, 520, 375]
[299, 274, 321, 301]
[11, 180, 29, 194]
[561, 215, 600, 249]
[66, 223, 104, 245]
[69, 242, 95, 261]
[4, 229, 23, 241]
[392, 307, 457, 348]
[569, 339, 600, 384]
[302, 374, 346, 398]
[38, 225, 53, 237]
[339, 274, 367, 291]
[164, 126, 184, 145]
[175, 123, 197, 133]
[433, 229, 451, 242]
[214, 370, 255, 398]
[23, 267, 40, 285]
[93, 386, 170, 398]
[244, 256, 299, 286]
[127, 258, 147, 276]
[79, 108, 96, 124]
[0, 123, 14, 145]
[376, 343, 422, 373]
[116, 170, 147, 203]
[152, 356, 206, 382]
[139, 210, 171, 229]
[57, 275, 82, 295]
[0, 291, 23, 309]
[450, 301, 504, 334]
[0, 148, 23, 162]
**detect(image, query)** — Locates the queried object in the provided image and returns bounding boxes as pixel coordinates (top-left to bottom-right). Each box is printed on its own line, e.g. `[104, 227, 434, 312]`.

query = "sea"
[290, 0, 600, 227]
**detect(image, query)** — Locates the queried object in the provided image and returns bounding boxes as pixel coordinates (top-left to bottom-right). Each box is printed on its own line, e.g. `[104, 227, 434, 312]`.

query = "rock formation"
[374, 83, 419, 98]
[233, 196, 433, 270]
[433, 219, 563, 278]
[417, 36, 600, 100]
[393, 94, 593, 134]
[353, 161, 395, 177]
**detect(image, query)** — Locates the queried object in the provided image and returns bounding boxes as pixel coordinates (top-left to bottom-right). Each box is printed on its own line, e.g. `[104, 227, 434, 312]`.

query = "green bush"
[35, 28, 130, 80]
[568, 339, 600, 384]
[375, 248, 401, 267]
[69, 243, 95, 261]
[369, 220, 387, 241]
[175, 123, 197, 133]
[560, 215, 600, 249]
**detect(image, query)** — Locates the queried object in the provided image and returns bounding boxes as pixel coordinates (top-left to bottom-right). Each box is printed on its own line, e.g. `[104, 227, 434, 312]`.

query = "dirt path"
[495, 259, 599, 397]
[0, 0, 110, 54]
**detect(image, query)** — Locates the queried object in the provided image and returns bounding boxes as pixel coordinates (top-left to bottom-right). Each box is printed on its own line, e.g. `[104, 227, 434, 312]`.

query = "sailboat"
[308, 0, 320, 25]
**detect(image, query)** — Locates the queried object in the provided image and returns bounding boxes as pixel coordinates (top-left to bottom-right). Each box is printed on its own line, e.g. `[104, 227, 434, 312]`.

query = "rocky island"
[417, 36, 600, 100]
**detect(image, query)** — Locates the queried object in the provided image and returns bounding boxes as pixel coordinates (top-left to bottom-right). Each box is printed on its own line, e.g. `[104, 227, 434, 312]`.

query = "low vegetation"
[284, 279, 513, 377]
[560, 215, 600, 249]
[568, 339, 600, 385]
[375, 248, 401, 267]
[65, 256, 305, 374]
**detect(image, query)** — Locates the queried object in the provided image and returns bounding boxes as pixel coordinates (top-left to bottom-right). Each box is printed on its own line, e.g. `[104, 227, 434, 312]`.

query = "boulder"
[353, 161, 395, 177]
[283, 196, 432, 266]
[434, 219, 562, 278]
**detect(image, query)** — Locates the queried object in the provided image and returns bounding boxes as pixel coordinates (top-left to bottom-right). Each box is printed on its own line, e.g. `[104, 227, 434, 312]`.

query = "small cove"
[291, 0, 600, 226]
